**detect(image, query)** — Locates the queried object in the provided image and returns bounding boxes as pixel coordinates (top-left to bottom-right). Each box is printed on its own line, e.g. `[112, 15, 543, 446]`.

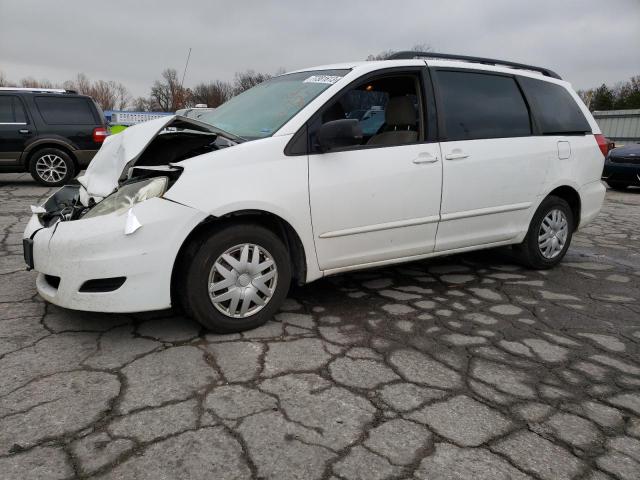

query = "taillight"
[594, 134, 610, 157]
[92, 127, 109, 143]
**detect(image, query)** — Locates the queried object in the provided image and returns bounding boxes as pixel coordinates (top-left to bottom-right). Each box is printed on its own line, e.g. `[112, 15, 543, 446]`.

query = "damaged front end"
[30, 114, 239, 227]
[21, 114, 221, 311]
[23, 114, 237, 274]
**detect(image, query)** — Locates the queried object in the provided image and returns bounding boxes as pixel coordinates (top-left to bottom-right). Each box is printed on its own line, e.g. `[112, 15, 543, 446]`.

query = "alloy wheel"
[35, 154, 67, 184]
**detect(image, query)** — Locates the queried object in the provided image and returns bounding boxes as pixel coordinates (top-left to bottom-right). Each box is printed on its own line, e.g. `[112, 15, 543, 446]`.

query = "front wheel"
[182, 223, 292, 333]
[514, 196, 574, 269]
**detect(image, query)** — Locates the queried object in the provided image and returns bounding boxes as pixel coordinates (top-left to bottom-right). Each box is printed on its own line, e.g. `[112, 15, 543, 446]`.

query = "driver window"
[312, 73, 423, 150]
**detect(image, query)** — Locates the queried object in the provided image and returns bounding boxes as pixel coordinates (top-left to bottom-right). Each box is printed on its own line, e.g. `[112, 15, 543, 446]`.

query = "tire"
[607, 181, 629, 191]
[182, 223, 292, 333]
[29, 148, 76, 186]
[514, 195, 574, 269]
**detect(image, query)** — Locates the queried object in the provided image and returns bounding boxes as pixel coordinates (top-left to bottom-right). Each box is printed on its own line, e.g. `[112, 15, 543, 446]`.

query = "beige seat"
[366, 96, 418, 146]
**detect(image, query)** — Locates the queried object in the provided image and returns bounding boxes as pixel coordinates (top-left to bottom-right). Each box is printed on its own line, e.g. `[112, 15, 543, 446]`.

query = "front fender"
[165, 135, 322, 282]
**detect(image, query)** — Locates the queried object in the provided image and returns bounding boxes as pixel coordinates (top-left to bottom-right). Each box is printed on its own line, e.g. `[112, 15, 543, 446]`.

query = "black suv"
[0, 88, 108, 186]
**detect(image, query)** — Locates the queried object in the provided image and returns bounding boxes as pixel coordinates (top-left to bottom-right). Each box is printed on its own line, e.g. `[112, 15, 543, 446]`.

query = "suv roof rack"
[386, 51, 562, 80]
[0, 87, 78, 94]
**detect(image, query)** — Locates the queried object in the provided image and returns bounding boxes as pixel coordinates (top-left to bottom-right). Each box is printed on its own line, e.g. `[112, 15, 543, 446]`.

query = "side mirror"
[317, 119, 363, 152]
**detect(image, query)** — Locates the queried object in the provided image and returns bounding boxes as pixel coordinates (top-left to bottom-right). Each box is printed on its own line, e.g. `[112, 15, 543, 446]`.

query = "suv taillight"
[594, 134, 610, 157]
[92, 127, 109, 143]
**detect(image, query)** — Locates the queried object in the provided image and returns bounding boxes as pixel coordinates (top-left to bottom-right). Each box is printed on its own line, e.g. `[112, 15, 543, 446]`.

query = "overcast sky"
[1, 0, 639, 98]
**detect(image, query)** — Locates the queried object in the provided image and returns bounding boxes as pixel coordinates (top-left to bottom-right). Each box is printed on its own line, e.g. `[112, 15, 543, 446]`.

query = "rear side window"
[0, 96, 27, 123]
[35, 96, 97, 125]
[518, 77, 591, 134]
[437, 71, 531, 141]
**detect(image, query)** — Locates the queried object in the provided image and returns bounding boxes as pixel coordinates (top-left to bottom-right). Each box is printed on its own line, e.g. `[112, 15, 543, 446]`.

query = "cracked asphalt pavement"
[1, 172, 640, 480]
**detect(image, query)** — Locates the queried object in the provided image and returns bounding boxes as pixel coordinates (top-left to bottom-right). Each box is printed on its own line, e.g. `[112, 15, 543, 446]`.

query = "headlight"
[83, 177, 168, 219]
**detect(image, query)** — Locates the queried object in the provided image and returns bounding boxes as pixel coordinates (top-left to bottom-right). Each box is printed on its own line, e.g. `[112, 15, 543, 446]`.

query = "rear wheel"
[182, 223, 291, 333]
[607, 181, 629, 191]
[29, 148, 76, 186]
[515, 195, 574, 269]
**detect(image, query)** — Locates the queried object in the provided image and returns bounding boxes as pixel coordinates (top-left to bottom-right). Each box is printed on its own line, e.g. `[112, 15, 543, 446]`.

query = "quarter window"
[437, 71, 531, 141]
[518, 77, 591, 134]
[35, 96, 97, 125]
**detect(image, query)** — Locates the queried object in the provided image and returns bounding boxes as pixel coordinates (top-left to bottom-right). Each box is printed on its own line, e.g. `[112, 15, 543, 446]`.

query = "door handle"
[412, 152, 438, 164]
[445, 150, 469, 160]
[18, 129, 31, 134]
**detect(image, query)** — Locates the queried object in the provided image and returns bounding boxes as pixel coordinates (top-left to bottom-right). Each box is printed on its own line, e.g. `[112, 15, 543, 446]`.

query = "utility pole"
[181, 48, 192, 89]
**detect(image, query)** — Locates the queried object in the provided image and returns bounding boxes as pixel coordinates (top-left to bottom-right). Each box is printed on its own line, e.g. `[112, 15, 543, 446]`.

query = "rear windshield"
[518, 77, 591, 135]
[198, 69, 349, 139]
[35, 96, 97, 125]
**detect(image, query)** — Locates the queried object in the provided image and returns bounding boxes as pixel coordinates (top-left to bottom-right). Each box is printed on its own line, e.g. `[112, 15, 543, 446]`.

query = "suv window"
[310, 73, 423, 150]
[0, 96, 27, 124]
[518, 77, 591, 134]
[34, 96, 97, 125]
[437, 71, 531, 141]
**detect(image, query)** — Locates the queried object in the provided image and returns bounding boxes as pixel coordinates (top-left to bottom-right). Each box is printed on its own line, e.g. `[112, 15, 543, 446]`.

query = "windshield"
[198, 69, 349, 139]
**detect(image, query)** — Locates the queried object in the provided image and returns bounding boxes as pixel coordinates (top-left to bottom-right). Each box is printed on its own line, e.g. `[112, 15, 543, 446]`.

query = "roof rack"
[0, 87, 78, 94]
[386, 51, 562, 80]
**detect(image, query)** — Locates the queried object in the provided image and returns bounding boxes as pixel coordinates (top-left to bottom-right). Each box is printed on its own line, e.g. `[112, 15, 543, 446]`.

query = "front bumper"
[23, 196, 207, 313]
[602, 163, 640, 185]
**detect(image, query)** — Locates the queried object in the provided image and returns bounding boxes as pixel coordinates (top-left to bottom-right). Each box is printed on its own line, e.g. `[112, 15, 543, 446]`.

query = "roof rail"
[386, 51, 562, 80]
[0, 87, 78, 94]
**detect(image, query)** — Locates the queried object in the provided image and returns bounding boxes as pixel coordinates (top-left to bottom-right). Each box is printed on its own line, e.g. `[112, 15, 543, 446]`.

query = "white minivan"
[23, 52, 607, 332]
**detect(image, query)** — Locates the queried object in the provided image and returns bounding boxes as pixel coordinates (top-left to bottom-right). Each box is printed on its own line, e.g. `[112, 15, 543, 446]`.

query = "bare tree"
[366, 43, 433, 61]
[190, 80, 233, 107]
[91, 80, 119, 110]
[0, 71, 9, 87]
[233, 70, 271, 94]
[132, 96, 154, 112]
[19, 76, 55, 88]
[60, 74, 131, 110]
[115, 82, 131, 110]
[64, 73, 92, 94]
[150, 68, 189, 111]
[577, 89, 593, 108]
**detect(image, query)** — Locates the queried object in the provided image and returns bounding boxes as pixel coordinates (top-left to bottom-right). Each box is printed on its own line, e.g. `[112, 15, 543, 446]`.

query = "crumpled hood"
[78, 115, 178, 199]
[77, 114, 237, 201]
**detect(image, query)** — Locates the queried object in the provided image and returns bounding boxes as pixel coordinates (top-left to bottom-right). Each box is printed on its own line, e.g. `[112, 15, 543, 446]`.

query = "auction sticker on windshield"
[303, 75, 343, 84]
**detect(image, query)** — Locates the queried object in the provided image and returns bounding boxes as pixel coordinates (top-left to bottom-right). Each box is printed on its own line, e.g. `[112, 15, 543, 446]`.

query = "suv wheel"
[515, 195, 574, 269]
[29, 148, 76, 186]
[183, 223, 292, 333]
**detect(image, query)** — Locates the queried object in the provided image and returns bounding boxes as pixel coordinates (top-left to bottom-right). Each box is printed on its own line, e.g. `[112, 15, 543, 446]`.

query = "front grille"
[79, 277, 126, 293]
[44, 275, 61, 289]
[610, 155, 640, 165]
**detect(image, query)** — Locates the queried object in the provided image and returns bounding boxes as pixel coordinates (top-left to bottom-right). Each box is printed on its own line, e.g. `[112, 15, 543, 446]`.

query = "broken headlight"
[83, 177, 169, 219]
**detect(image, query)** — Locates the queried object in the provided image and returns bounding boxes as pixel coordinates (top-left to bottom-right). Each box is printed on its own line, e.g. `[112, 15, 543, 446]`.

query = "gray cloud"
[1, 0, 638, 98]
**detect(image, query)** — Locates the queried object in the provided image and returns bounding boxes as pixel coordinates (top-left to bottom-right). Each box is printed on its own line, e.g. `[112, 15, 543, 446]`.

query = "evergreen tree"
[590, 84, 615, 111]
